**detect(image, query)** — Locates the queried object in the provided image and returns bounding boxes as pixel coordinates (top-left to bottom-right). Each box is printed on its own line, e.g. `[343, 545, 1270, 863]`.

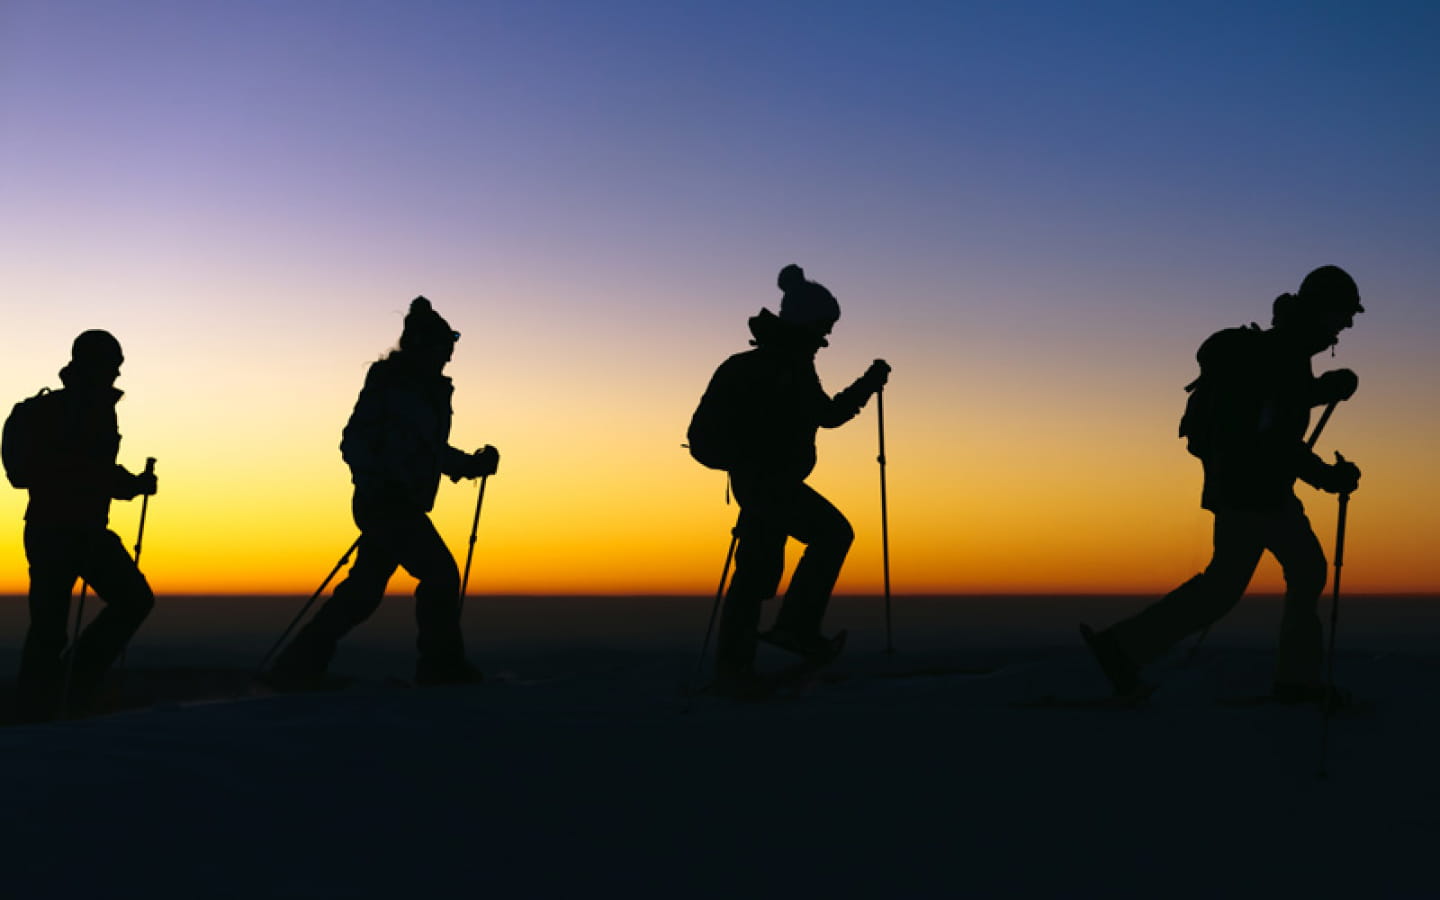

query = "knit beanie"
[777, 265, 840, 329]
[399, 296, 458, 351]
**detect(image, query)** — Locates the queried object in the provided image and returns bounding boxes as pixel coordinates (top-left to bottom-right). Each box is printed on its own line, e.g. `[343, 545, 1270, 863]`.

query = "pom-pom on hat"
[777, 264, 840, 329]
[399, 296, 459, 351]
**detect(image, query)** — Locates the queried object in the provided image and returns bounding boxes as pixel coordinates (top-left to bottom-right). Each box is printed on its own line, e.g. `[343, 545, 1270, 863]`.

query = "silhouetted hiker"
[1, 331, 157, 722]
[689, 265, 890, 698]
[1081, 266, 1364, 704]
[268, 297, 499, 688]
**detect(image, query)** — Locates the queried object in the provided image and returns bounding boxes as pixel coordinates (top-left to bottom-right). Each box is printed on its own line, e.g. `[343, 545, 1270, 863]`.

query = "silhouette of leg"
[772, 484, 853, 637]
[1108, 509, 1266, 665]
[274, 530, 398, 680]
[716, 502, 786, 676]
[1266, 507, 1327, 688]
[68, 530, 154, 709]
[389, 515, 464, 672]
[16, 525, 82, 722]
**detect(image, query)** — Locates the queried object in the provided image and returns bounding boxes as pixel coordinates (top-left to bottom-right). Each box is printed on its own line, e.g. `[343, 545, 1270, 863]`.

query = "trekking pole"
[691, 516, 740, 691]
[458, 474, 488, 615]
[117, 457, 157, 673]
[132, 458, 157, 565]
[877, 388, 893, 654]
[257, 537, 360, 674]
[1317, 486, 1351, 779]
[60, 458, 158, 717]
[1188, 398, 1341, 662]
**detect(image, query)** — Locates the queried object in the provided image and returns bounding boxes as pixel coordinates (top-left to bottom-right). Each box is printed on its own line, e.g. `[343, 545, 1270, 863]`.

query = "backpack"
[2, 388, 55, 489]
[686, 391, 735, 470]
[1177, 324, 1262, 459]
[1178, 376, 1212, 458]
[687, 362, 745, 471]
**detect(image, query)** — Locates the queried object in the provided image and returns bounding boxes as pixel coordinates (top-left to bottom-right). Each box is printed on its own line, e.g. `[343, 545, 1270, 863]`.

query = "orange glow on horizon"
[1, 329, 1434, 599]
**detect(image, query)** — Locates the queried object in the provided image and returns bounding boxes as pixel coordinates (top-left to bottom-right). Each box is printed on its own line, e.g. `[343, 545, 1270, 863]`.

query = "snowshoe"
[759, 626, 848, 665]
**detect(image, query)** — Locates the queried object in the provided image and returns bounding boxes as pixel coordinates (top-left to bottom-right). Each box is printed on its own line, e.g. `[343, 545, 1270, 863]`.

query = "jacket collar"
[747, 308, 827, 353]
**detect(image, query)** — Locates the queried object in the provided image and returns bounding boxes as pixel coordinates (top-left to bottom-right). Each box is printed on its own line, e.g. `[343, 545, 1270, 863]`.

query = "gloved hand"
[466, 445, 500, 478]
[1316, 452, 1360, 495]
[116, 467, 157, 499]
[1314, 369, 1359, 404]
[134, 469, 158, 497]
[858, 359, 891, 395]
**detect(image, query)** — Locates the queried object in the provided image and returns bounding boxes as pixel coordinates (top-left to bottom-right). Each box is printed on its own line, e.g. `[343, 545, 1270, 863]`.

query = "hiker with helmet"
[268, 297, 499, 688]
[1081, 266, 1365, 704]
[689, 265, 889, 698]
[2, 331, 158, 722]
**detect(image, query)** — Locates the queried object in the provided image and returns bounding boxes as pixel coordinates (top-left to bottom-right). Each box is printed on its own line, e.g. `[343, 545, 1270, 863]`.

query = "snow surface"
[2, 596, 1437, 898]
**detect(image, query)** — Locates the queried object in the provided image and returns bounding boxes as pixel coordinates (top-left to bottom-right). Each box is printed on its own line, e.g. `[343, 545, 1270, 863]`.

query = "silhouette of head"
[399, 296, 459, 371]
[777, 265, 840, 338]
[1272, 266, 1363, 353]
[65, 330, 124, 388]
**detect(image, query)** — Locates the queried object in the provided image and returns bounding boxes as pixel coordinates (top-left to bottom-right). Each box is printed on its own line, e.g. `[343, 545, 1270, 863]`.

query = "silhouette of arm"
[1294, 449, 1332, 488]
[1307, 369, 1358, 406]
[109, 464, 146, 500]
[815, 360, 889, 428]
[30, 444, 121, 499]
[815, 379, 869, 428]
[440, 445, 471, 480]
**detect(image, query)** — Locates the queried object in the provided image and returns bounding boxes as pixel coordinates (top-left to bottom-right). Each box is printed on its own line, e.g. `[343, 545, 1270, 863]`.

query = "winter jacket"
[1195, 326, 1332, 512]
[18, 372, 145, 527]
[340, 355, 470, 513]
[690, 310, 874, 482]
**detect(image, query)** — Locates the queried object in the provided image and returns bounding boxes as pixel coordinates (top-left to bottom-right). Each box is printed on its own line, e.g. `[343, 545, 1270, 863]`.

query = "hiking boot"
[415, 656, 484, 687]
[759, 627, 847, 665]
[1079, 623, 1144, 698]
[1272, 682, 1352, 708]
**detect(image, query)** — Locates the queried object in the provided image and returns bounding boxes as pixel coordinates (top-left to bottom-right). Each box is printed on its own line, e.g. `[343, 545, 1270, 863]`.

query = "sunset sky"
[1, 1, 1437, 596]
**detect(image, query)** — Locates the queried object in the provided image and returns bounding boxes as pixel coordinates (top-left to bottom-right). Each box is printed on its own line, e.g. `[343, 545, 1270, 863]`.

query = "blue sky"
[1, 1, 1438, 593]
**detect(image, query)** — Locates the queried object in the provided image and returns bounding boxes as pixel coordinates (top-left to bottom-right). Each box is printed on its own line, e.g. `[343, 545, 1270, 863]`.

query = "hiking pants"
[1107, 501, 1328, 686]
[275, 497, 463, 677]
[18, 524, 155, 721]
[715, 475, 853, 674]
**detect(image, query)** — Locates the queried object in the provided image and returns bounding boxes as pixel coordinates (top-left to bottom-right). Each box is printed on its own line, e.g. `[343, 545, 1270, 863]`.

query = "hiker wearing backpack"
[266, 297, 498, 689]
[2, 331, 158, 722]
[689, 265, 889, 697]
[1081, 266, 1364, 703]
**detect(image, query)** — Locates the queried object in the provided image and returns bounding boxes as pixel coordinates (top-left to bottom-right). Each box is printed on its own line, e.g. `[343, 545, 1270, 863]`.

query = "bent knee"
[826, 515, 855, 551]
[128, 585, 156, 620]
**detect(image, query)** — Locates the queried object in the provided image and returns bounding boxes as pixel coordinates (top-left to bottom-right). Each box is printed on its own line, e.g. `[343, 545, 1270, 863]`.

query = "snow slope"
[2, 642, 1435, 899]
